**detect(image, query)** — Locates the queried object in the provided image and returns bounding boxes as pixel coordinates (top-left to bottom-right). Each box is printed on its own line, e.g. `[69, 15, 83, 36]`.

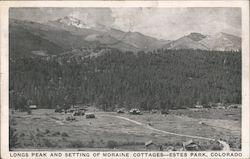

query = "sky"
[10, 7, 241, 40]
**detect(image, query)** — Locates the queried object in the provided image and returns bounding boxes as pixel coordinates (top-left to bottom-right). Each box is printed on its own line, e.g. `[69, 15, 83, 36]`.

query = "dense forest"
[9, 49, 241, 111]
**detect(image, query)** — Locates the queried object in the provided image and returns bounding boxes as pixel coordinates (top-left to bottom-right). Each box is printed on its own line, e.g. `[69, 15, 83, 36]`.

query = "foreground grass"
[10, 108, 241, 151]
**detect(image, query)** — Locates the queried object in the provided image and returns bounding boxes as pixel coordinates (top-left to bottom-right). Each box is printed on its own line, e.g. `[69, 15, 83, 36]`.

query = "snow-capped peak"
[56, 16, 91, 29]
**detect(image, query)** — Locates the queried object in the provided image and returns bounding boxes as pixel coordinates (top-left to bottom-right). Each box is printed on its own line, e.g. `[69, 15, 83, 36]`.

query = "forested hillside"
[9, 49, 241, 111]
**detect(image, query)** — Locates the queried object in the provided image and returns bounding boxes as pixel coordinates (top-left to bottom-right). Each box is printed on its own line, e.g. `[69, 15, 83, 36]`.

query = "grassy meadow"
[10, 108, 241, 151]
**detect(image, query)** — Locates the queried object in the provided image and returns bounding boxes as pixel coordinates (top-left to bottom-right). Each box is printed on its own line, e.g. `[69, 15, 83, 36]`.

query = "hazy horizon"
[10, 7, 241, 40]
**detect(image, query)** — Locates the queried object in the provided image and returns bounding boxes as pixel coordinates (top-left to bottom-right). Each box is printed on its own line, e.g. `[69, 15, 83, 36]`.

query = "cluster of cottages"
[27, 102, 241, 113]
[193, 103, 241, 110]
[54, 105, 97, 118]
[60, 105, 97, 120]
[26, 104, 95, 119]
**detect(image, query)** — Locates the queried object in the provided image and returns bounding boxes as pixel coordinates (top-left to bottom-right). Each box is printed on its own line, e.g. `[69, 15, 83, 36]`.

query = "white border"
[0, 1, 249, 159]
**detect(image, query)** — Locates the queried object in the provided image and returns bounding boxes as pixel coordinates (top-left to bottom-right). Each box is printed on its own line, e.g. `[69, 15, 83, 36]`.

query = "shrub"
[134, 141, 144, 145]
[27, 109, 32, 115]
[19, 132, 25, 137]
[210, 141, 223, 151]
[197, 141, 210, 150]
[227, 137, 241, 150]
[62, 137, 67, 141]
[87, 140, 95, 148]
[106, 140, 118, 149]
[120, 141, 144, 146]
[69, 140, 84, 148]
[10, 118, 17, 126]
[66, 116, 76, 121]
[43, 139, 56, 147]
[211, 144, 222, 150]
[45, 129, 50, 134]
[161, 109, 169, 115]
[52, 131, 60, 136]
[100, 139, 104, 143]
[61, 132, 69, 137]
[36, 132, 44, 137]
[9, 126, 18, 149]
[175, 142, 183, 147]
[86, 114, 95, 119]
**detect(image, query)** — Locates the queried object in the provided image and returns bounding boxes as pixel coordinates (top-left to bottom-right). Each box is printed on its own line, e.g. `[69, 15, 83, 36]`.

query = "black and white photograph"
[6, 6, 244, 153]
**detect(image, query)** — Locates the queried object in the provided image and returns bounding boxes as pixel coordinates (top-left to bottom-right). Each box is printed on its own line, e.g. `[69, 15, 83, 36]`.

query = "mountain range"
[10, 16, 241, 58]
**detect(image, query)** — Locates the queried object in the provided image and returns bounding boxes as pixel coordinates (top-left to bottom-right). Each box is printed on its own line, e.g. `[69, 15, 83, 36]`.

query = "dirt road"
[100, 114, 230, 151]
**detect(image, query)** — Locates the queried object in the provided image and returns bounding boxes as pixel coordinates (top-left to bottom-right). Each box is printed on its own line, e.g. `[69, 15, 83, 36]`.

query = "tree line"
[9, 49, 241, 111]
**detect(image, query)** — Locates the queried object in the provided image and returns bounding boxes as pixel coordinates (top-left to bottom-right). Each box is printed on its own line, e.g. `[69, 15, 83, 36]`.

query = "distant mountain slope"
[84, 33, 140, 51]
[200, 32, 241, 51]
[186, 32, 207, 41]
[10, 21, 64, 58]
[11, 19, 96, 50]
[46, 19, 101, 37]
[107, 30, 160, 50]
[163, 32, 241, 51]
[164, 35, 209, 50]
[48, 16, 169, 51]
[10, 18, 140, 58]
[47, 17, 140, 51]
[10, 17, 241, 58]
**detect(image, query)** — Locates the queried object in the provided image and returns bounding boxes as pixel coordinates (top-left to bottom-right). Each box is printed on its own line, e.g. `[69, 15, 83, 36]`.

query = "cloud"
[65, 8, 114, 26]
[110, 8, 148, 31]
[10, 7, 241, 40]
[10, 8, 114, 25]
[110, 8, 241, 39]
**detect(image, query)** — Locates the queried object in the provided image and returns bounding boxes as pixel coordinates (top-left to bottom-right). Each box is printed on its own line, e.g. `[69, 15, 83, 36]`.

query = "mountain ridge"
[9, 17, 241, 59]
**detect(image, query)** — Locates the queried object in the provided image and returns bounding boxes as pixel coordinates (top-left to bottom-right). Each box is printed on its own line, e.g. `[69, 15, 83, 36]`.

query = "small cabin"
[29, 105, 37, 109]
[67, 108, 75, 113]
[129, 108, 142, 115]
[161, 109, 169, 114]
[228, 104, 241, 109]
[216, 106, 225, 109]
[151, 109, 158, 114]
[117, 109, 125, 113]
[183, 140, 201, 151]
[194, 105, 203, 109]
[86, 113, 95, 119]
[73, 105, 79, 109]
[145, 140, 159, 151]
